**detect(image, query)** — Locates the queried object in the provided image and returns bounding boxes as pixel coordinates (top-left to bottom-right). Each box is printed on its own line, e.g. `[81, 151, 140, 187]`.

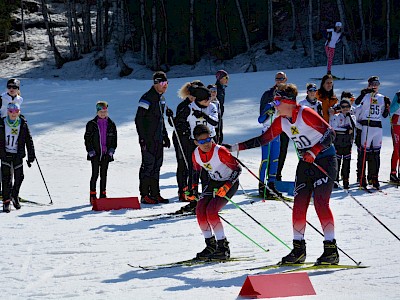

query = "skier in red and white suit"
[226, 83, 339, 265]
[192, 124, 241, 261]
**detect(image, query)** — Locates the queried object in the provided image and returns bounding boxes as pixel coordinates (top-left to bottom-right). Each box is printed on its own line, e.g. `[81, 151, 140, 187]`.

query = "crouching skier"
[226, 83, 340, 265]
[192, 124, 241, 260]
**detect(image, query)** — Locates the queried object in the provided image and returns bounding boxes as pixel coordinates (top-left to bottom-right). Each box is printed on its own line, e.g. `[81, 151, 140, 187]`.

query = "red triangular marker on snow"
[239, 272, 316, 298]
[92, 197, 140, 211]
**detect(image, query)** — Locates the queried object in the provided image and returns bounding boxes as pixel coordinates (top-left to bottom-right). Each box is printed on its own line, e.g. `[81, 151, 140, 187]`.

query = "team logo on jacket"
[203, 163, 212, 171]
[372, 98, 378, 104]
[11, 128, 18, 135]
[290, 126, 299, 135]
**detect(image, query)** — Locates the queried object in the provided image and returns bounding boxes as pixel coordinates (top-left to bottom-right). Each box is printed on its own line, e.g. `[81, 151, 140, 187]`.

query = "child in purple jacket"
[84, 101, 117, 203]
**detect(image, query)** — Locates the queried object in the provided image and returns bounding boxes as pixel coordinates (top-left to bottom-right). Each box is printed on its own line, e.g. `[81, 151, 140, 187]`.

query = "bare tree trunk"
[215, 0, 223, 48]
[82, 0, 92, 53]
[386, 0, 390, 59]
[189, 0, 194, 63]
[139, 0, 148, 65]
[40, 0, 65, 68]
[159, 0, 168, 67]
[308, 0, 315, 66]
[96, 0, 103, 51]
[290, 0, 296, 47]
[151, 0, 159, 70]
[316, 0, 320, 33]
[267, 0, 273, 52]
[336, 0, 355, 63]
[357, 0, 367, 57]
[20, 0, 33, 61]
[71, 0, 82, 57]
[65, 0, 78, 60]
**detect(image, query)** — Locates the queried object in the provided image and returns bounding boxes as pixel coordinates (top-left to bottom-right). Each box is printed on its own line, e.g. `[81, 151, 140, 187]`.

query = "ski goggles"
[307, 87, 317, 92]
[369, 80, 380, 87]
[8, 108, 20, 114]
[197, 137, 212, 145]
[7, 85, 19, 90]
[210, 88, 217, 92]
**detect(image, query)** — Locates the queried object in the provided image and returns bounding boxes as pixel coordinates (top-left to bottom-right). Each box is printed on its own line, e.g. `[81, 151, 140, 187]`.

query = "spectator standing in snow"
[215, 70, 229, 143]
[84, 101, 117, 203]
[207, 84, 221, 143]
[298, 83, 323, 117]
[316, 74, 338, 123]
[0, 102, 35, 213]
[135, 71, 170, 205]
[324, 22, 343, 75]
[389, 91, 400, 183]
[226, 83, 340, 266]
[192, 124, 241, 261]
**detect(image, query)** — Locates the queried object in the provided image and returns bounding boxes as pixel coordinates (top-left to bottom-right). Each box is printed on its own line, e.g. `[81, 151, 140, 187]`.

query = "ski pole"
[218, 214, 270, 254]
[217, 190, 290, 250]
[313, 162, 400, 242]
[166, 109, 189, 169]
[235, 156, 361, 265]
[35, 157, 53, 205]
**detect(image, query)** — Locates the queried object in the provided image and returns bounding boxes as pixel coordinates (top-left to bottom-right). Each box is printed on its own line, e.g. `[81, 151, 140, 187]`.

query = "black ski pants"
[139, 141, 164, 197]
[1, 155, 24, 201]
[90, 155, 110, 193]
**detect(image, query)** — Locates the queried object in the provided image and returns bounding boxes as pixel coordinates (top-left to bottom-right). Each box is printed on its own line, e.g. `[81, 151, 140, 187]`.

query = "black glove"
[192, 110, 204, 118]
[384, 96, 391, 106]
[27, 157, 35, 168]
[163, 135, 171, 148]
[361, 88, 374, 95]
[166, 108, 174, 118]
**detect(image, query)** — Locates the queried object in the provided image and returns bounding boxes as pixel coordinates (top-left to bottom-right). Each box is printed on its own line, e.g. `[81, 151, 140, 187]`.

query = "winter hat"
[335, 22, 342, 27]
[306, 83, 317, 91]
[191, 86, 211, 101]
[341, 91, 354, 100]
[207, 84, 217, 91]
[7, 78, 20, 88]
[7, 102, 20, 111]
[368, 76, 380, 85]
[153, 71, 168, 84]
[340, 99, 351, 107]
[215, 70, 228, 81]
[96, 101, 108, 112]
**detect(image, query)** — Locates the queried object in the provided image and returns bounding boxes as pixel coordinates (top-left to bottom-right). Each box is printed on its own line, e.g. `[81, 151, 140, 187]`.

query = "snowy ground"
[1, 60, 400, 299]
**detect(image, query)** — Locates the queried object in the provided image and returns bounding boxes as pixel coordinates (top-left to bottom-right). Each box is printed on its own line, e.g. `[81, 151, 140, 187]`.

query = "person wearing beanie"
[84, 101, 117, 203]
[225, 83, 340, 266]
[135, 71, 170, 205]
[1, 78, 24, 118]
[207, 84, 221, 143]
[165, 80, 204, 204]
[0, 102, 35, 213]
[258, 71, 289, 197]
[354, 76, 390, 189]
[329, 96, 356, 189]
[324, 21, 344, 75]
[191, 124, 242, 261]
[299, 83, 323, 117]
[215, 70, 229, 143]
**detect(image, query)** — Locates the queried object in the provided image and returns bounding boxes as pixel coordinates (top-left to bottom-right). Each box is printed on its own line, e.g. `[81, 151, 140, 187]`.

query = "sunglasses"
[369, 81, 380, 87]
[307, 87, 317, 92]
[275, 77, 286, 81]
[273, 99, 281, 106]
[7, 85, 19, 90]
[341, 105, 350, 109]
[210, 88, 217, 92]
[159, 81, 168, 87]
[197, 137, 212, 145]
[8, 108, 20, 114]
[222, 76, 229, 80]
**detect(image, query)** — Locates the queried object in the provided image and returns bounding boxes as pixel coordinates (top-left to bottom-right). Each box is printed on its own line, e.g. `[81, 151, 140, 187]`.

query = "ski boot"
[90, 191, 97, 204]
[175, 200, 197, 214]
[154, 195, 169, 204]
[196, 236, 217, 260]
[267, 181, 282, 198]
[11, 197, 21, 210]
[281, 240, 306, 264]
[358, 176, 367, 188]
[140, 195, 158, 204]
[3, 199, 11, 213]
[371, 176, 380, 189]
[315, 239, 339, 265]
[99, 190, 107, 198]
[209, 238, 230, 260]
[389, 172, 400, 183]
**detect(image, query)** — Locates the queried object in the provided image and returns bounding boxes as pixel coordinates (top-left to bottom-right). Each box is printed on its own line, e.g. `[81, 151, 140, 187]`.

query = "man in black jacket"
[135, 71, 171, 204]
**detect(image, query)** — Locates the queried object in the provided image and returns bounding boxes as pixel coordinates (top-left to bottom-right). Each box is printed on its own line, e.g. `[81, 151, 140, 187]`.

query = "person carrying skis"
[84, 101, 117, 203]
[389, 91, 400, 183]
[354, 76, 390, 188]
[165, 80, 204, 202]
[192, 124, 241, 260]
[329, 94, 356, 189]
[0, 102, 35, 213]
[298, 83, 323, 117]
[225, 83, 340, 265]
[135, 71, 171, 204]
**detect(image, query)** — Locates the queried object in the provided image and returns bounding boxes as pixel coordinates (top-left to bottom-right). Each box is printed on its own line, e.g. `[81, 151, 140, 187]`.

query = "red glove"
[302, 150, 316, 163]
[216, 183, 232, 197]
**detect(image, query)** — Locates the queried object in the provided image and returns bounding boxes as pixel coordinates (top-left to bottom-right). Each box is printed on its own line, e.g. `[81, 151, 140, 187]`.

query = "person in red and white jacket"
[390, 91, 400, 183]
[191, 124, 241, 261]
[226, 83, 339, 266]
